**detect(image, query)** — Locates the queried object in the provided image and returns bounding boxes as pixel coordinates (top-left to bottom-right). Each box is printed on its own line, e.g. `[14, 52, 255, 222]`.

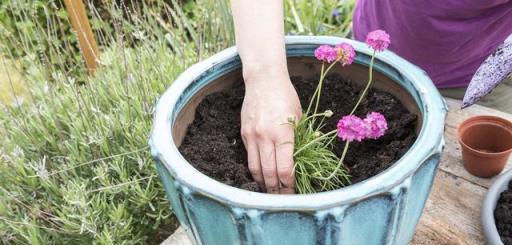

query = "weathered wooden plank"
[412, 170, 487, 245]
[412, 98, 512, 244]
[445, 99, 512, 125]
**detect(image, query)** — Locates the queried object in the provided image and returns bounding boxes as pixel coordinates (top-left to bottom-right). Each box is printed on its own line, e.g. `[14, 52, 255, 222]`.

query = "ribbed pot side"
[150, 36, 447, 245]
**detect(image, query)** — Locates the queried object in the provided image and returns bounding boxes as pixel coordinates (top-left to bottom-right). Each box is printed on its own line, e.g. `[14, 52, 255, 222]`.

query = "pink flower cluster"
[314, 43, 355, 66]
[336, 115, 367, 142]
[337, 112, 388, 142]
[366, 30, 391, 52]
[364, 112, 388, 139]
[314, 45, 337, 63]
[335, 43, 356, 67]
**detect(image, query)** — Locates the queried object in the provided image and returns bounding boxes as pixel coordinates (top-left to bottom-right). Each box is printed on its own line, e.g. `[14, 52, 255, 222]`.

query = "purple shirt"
[353, 0, 512, 88]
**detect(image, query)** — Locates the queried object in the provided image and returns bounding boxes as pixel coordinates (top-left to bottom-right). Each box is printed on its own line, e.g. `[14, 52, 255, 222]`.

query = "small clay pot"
[458, 115, 512, 178]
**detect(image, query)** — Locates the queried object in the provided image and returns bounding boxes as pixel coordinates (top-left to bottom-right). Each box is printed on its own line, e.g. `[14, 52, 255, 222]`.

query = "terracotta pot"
[458, 116, 512, 178]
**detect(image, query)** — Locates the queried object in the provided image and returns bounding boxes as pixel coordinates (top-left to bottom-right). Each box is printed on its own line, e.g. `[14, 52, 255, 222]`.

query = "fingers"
[242, 121, 297, 195]
[258, 140, 279, 194]
[275, 134, 295, 194]
[243, 136, 264, 188]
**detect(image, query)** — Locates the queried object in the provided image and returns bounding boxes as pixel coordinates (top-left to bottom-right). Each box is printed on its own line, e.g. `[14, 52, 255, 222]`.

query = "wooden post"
[63, 0, 99, 72]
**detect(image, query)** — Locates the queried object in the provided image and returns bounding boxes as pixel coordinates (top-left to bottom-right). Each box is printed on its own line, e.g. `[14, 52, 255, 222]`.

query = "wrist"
[242, 62, 290, 85]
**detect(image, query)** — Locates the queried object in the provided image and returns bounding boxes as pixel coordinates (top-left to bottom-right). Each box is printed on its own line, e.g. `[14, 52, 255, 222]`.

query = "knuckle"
[265, 182, 279, 192]
[277, 166, 293, 180]
[275, 137, 294, 145]
[254, 124, 269, 138]
[270, 133, 283, 142]
[241, 126, 254, 137]
[248, 163, 261, 176]
[261, 167, 276, 179]
[273, 129, 294, 142]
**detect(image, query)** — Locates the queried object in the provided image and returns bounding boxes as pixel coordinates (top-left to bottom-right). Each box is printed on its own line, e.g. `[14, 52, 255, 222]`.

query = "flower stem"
[306, 63, 325, 115]
[293, 130, 337, 157]
[300, 112, 333, 124]
[319, 141, 350, 180]
[306, 60, 340, 116]
[314, 61, 339, 113]
[350, 50, 376, 115]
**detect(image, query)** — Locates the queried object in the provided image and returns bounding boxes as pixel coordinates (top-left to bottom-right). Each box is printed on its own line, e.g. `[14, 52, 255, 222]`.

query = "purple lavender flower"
[332, 9, 340, 17]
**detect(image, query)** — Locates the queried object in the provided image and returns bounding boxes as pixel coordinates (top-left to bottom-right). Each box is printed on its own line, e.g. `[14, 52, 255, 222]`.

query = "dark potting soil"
[495, 182, 512, 244]
[179, 74, 418, 193]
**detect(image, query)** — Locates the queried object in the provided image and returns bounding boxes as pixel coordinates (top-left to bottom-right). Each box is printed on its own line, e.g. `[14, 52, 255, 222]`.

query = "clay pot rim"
[458, 115, 512, 156]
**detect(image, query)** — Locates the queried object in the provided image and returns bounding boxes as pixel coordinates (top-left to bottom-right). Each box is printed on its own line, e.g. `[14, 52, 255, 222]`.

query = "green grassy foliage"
[293, 112, 351, 194]
[0, 0, 354, 243]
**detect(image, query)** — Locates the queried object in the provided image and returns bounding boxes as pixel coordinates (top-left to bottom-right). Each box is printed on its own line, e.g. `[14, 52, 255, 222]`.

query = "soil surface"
[495, 182, 512, 244]
[179, 74, 418, 193]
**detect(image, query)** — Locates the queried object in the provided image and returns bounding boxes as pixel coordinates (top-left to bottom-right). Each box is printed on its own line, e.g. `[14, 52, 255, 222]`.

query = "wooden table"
[162, 98, 512, 245]
[412, 99, 512, 244]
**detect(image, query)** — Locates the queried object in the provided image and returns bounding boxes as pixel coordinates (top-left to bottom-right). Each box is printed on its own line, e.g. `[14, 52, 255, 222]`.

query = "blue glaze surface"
[150, 36, 447, 245]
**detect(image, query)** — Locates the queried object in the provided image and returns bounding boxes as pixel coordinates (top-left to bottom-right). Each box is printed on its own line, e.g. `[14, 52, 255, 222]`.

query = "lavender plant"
[0, 0, 357, 242]
[0, 1, 234, 243]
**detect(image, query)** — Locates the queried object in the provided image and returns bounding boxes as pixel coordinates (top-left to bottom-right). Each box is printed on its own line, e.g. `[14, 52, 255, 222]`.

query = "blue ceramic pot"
[149, 36, 447, 245]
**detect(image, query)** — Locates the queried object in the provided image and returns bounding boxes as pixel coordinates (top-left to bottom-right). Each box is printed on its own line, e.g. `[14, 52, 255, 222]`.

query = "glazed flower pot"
[458, 116, 512, 178]
[149, 36, 447, 245]
[483, 169, 512, 245]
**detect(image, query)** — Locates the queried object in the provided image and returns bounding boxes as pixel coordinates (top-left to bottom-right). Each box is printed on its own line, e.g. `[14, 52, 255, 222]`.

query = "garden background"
[0, 0, 354, 244]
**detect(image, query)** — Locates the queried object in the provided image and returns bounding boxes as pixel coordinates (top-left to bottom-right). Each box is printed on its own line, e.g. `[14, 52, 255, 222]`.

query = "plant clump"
[293, 29, 392, 194]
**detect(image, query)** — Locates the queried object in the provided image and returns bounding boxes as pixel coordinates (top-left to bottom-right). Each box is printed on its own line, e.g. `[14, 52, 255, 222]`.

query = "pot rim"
[149, 36, 447, 209]
[458, 115, 512, 156]
[482, 169, 512, 245]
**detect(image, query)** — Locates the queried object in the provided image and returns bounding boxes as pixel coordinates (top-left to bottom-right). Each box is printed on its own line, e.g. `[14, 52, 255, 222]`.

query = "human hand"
[241, 72, 301, 194]
[231, 0, 298, 194]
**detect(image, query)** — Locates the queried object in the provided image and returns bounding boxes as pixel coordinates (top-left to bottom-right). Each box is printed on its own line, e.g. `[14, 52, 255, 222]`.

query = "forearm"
[230, 0, 289, 82]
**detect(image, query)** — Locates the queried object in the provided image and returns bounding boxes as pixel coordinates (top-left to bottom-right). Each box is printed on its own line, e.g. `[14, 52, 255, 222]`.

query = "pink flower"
[337, 115, 368, 142]
[364, 112, 388, 139]
[366, 30, 391, 52]
[314, 45, 337, 63]
[335, 43, 355, 66]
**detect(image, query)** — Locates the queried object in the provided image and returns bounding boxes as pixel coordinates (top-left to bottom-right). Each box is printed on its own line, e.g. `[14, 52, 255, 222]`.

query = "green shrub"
[0, 1, 206, 243]
[0, 0, 354, 243]
[0, 41, 199, 244]
[285, 0, 355, 36]
[0, 0, 81, 73]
